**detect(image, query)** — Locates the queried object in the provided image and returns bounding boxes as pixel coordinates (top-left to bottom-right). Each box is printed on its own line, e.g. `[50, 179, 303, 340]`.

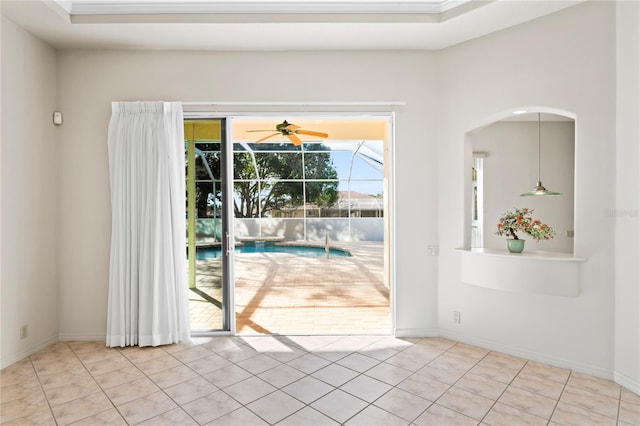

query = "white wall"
[55, 50, 441, 338]
[1, 15, 59, 368]
[438, 1, 617, 378]
[614, 1, 640, 394]
[233, 218, 384, 242]
[472, 120, 575, 253]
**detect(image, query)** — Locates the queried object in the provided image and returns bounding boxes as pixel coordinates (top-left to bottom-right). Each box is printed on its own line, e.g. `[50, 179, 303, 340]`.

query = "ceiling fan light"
[249, 120, 328, 145]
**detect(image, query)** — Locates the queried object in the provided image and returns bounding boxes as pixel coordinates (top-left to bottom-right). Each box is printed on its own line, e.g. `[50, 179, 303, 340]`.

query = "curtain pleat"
[106, 101, 190, 347]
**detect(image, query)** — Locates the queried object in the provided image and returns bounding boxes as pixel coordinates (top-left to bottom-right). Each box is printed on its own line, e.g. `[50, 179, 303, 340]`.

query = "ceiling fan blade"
[255, 133, 279, 143]
[285, 123, 300, 131]
[295, 129, 328, 138]
[246, 129, 277, 132]
[287, 133, 303, 146]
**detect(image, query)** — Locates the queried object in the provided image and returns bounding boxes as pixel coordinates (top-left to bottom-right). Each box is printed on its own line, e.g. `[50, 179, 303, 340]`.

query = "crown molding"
[58, 0, 472, 16]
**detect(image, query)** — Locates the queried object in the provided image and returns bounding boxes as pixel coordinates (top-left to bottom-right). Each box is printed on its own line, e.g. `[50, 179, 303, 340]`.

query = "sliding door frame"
[185, 116, 234, 335]
[185, 110, 396, 336]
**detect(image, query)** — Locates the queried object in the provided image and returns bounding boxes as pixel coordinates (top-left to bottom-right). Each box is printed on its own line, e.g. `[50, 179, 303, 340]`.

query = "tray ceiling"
[1, 0, 585, 51]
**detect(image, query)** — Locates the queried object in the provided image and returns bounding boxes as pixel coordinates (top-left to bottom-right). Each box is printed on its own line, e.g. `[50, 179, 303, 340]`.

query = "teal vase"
[507, 239, 525, 253]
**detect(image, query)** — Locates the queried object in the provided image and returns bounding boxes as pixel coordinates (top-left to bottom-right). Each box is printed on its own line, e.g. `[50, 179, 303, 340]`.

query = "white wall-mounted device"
[53, 111, 63, 125]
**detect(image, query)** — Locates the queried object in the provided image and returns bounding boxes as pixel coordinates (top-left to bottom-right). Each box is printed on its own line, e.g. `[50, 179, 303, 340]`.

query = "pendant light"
[521, 112, 562, 196]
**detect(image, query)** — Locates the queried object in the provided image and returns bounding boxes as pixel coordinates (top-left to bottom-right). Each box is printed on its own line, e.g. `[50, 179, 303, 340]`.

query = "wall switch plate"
[453, 311, 461, 324]
[20, 325, 28, 339]
[53, 111, 63, 125]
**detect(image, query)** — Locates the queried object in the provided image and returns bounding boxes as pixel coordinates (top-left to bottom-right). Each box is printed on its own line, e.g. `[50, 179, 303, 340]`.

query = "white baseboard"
[439, 330, 613, 381]
[614, 370, 640, 395]
[0, 335, 59, 370]
[394, 328, 439, 338]
[58, 332, 106, 342]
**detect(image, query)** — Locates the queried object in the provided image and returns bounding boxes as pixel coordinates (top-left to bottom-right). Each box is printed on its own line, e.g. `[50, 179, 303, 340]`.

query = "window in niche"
[471, 155, 484, 248]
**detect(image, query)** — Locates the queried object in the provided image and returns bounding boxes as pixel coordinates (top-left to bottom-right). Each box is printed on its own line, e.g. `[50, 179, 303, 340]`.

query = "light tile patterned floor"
[1, 335, 638, 425]
[190, 242, 390, 334]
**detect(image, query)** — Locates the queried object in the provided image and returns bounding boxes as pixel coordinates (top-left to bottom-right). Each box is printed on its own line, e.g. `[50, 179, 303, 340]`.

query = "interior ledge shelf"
[456, 248, 586, 297]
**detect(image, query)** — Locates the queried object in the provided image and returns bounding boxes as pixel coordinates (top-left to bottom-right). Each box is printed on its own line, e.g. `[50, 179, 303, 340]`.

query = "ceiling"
[1, 0, 584, 51]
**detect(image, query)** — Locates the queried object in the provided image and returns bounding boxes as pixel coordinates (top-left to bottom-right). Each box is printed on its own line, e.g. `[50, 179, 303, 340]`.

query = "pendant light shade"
[521, 113, 562, 196]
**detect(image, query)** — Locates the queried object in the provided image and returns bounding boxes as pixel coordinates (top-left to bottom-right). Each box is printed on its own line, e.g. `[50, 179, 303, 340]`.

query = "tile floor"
[190, 242, 390, 334]
[1, 335, 638, 425]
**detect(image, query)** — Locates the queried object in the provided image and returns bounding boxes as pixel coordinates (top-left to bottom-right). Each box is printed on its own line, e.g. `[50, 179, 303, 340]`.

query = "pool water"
[195, 245, 351, 259]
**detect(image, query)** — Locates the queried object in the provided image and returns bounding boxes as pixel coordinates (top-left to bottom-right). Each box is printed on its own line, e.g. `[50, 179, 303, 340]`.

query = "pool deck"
[189, 241, 390, 335]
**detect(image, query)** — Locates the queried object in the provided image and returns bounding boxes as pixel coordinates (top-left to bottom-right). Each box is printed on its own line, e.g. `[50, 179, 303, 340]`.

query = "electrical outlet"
[453, 311, 461, 324]
[20, 325, 28, 340]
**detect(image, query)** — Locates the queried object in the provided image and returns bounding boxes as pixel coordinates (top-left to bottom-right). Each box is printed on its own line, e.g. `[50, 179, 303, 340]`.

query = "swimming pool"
[195, 244, 351, 259]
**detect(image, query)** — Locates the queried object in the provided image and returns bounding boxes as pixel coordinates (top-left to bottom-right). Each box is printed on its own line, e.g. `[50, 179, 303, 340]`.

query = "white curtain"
[106, 101, 190, 347]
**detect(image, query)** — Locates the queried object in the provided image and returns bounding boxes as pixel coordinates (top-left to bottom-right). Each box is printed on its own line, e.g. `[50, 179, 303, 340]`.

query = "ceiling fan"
[247, 120, 328, 146]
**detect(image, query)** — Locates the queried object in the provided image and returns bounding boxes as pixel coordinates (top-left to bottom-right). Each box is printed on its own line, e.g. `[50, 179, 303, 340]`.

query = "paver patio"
[189, 242, 390, 335]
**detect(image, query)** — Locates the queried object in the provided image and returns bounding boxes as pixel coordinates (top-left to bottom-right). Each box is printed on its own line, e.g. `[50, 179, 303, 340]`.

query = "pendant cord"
[537, 112, 541, 183]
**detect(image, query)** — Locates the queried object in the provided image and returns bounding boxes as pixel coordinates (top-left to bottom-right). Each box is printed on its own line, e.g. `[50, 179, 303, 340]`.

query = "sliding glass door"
[185, 119, 232, 332]
[184, 114, 392, 335]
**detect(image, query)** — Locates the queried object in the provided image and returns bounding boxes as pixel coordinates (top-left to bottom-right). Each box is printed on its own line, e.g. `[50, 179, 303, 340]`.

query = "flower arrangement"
[495, 207, 557, 241]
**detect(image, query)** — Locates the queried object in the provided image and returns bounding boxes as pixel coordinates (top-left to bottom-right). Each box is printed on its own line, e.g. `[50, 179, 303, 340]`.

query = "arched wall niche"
[463, 107, 576, 254]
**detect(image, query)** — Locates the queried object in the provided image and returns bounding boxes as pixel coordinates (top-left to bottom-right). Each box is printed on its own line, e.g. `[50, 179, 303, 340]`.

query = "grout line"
[616, 384, 623, 425]
[28, 348, 60, 425]
[49, 342, 125, 425]
[546, 369, 573, 425]
[368, 339, 453, 424]
[476, 353, 530, 425]
[7, 337, 634, 426]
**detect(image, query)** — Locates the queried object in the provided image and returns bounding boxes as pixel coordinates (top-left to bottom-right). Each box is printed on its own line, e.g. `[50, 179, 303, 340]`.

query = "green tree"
[233, 143, 338, 218]
[193, 145, 221, 218]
